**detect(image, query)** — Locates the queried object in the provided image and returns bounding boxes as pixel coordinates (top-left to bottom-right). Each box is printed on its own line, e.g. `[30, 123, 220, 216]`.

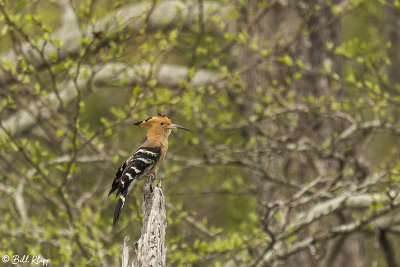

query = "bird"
[108, 114, 191, 225]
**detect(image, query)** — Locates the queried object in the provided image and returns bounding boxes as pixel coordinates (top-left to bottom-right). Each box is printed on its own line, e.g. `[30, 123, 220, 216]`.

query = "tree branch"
[0, 0, 222, 85]
[254, 190, 400, 266]
[0, 63, 218, 137]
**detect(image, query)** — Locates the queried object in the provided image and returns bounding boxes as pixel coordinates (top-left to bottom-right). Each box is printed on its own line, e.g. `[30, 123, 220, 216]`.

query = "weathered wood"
[122, 175, 167, 267]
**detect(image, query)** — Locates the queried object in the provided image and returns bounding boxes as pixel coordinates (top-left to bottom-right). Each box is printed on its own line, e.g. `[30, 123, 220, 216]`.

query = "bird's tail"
[112, 179, 138, 225]
[113, 190, 127, 225]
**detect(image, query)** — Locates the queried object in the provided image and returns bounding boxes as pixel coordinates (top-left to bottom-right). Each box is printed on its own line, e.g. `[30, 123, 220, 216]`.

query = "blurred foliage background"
[1, 0, 400, 266]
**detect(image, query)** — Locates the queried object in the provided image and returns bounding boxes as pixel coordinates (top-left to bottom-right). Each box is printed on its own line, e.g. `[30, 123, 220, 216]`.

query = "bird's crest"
[134, 114, 171, 127]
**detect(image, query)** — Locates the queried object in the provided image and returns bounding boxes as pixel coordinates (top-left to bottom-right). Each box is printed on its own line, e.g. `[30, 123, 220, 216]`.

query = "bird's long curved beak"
[168, 124, 192, 132]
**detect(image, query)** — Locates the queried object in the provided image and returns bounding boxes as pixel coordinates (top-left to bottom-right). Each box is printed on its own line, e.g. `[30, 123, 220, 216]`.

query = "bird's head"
[134, 114, 191, 140]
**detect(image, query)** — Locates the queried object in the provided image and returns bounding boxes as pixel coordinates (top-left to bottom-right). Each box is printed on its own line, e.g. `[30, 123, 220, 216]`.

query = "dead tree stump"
[122, 174, 167, 267]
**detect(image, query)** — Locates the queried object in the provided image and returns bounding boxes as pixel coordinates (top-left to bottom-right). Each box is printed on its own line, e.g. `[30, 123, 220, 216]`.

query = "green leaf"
[278, 55, 293, 66]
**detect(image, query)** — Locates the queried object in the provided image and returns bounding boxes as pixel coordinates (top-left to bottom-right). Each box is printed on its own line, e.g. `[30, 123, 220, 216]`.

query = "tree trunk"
[230, 0, 368, 266]
[122, 175, 167, 267]
[385, 0, 400, 87]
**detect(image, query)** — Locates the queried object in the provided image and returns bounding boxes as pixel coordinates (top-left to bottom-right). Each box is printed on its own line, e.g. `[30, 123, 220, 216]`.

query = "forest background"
[1, 0, 400, 266]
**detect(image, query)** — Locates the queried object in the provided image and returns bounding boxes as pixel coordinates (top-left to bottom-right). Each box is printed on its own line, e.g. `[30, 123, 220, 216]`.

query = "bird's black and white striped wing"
[109, 145, 161, 225]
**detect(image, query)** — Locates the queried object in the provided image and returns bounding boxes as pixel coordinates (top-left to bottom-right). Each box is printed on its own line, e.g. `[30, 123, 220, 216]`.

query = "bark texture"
[122, 175, 167, 267]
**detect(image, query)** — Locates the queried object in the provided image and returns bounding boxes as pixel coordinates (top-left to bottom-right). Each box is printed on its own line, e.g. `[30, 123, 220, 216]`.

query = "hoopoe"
[108, 114, 191, 225]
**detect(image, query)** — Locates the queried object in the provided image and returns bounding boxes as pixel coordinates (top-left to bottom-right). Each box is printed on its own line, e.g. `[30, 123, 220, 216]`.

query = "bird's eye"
[160, 122, 164, 125]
